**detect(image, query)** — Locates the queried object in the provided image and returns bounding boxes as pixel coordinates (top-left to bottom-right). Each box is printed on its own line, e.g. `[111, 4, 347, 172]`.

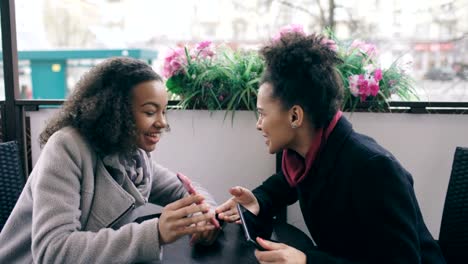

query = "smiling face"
[256, 82, 296, 154]
[131, 80, 168, 152]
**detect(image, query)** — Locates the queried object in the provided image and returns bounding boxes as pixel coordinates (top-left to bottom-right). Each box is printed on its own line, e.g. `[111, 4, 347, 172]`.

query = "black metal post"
[1, 0, 27, 176]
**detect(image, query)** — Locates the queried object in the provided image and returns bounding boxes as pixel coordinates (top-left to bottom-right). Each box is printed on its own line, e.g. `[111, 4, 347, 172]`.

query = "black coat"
[253, 117, 445, 263]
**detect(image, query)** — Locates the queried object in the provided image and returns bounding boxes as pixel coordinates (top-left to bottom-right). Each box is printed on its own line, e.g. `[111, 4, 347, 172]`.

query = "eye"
[145, 111, 155, 116]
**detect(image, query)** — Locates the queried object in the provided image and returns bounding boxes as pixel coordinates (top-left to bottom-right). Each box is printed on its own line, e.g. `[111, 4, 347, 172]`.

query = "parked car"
[454, 63, 468, 80]
[424, 67, 456, 81]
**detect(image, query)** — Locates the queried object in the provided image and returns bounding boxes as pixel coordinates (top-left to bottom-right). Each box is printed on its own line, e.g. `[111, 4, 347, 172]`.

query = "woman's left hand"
[190, 217, 221, 246]
[254, 237, 306, 264]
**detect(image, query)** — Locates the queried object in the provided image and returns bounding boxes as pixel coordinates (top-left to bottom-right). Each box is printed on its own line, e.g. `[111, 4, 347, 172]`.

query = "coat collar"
[314, 116, 354, 179]
[297, 116, 354, 193]
[85, 159, 136, 231]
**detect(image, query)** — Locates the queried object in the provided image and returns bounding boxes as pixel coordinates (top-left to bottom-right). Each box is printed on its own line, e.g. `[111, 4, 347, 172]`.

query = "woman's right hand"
[215, 186, 259, 223]
[158, 194, 216, 245]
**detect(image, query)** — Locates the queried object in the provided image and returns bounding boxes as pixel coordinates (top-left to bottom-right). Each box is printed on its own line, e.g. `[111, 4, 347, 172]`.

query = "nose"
[256, 117, 262, 131]
[154, 113, 167, 129]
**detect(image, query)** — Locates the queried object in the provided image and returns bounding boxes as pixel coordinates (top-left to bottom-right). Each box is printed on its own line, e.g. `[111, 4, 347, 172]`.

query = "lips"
[144, 132, 161, 144]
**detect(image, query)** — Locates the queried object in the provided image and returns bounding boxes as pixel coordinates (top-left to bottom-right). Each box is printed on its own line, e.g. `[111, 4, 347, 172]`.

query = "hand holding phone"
[177, 172, 221, 229]
[237, 203, 274, 251]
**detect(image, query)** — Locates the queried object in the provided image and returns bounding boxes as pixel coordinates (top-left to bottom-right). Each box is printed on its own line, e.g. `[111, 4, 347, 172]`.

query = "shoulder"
[40, 126, 96, 165]
[342, 131, 398, 166]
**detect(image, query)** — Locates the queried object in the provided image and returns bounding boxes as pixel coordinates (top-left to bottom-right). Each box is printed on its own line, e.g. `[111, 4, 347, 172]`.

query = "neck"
[290, 124, 319, 158]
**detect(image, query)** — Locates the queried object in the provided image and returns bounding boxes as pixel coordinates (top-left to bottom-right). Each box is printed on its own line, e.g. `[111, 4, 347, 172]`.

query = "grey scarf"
[102, 149, 151, 195]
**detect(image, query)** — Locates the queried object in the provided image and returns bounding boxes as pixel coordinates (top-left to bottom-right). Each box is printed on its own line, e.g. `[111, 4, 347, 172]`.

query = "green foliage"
[164, 43, 264, 116]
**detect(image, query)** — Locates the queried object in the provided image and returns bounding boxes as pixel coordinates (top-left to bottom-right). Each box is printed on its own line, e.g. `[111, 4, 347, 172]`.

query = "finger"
[177, 222, 216, 236]
[218, 209, 239, 221]
[215, 198, 236, 214]
[173, 203, 211, 219]
[218, 207, 237, 218]
[166, 194, 205, 210]
[175, 211, 216, 228]
[229, 186, 257, 205]
[228, 186, 246, 198]
[255, 250, 279, 263]
[256, 237, 285, 250]
[218, 213, 240, 222]
[227, 213, 240, 222]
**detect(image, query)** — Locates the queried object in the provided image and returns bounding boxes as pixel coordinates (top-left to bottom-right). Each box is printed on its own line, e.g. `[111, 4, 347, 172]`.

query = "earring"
[291, 123, 297, 129]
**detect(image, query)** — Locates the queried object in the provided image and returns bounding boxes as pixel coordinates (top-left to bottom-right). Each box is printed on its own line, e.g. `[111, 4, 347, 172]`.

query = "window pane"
[14, 0, 468, 101]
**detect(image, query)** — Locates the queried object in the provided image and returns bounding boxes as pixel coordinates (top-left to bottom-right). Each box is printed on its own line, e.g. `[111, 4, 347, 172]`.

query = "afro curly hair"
[39, 57, 163, 155]
[260, 32, 344, 128]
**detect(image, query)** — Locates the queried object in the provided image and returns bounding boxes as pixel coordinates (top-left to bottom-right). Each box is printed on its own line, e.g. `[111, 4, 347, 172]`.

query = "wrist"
[157, 221, 167, 245]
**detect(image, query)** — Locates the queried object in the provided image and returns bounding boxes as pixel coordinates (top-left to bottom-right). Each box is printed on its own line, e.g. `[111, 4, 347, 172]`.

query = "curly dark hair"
[39, 57, 163, 155]
[260, 32, 343, 128]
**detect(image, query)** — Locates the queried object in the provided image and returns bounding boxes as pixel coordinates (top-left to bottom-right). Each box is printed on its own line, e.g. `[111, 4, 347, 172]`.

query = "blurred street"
[403, 79, 468, 102]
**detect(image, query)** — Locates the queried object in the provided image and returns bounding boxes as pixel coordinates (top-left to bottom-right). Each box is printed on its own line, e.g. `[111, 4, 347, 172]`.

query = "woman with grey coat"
[0, 57, 219, 263]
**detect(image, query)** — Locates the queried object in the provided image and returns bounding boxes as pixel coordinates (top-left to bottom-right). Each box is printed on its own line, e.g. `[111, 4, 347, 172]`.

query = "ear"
[289, 105, 304, 129]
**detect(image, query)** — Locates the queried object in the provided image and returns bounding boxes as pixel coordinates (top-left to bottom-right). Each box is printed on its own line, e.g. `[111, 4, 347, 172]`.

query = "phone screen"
[237, 203, 273, 250]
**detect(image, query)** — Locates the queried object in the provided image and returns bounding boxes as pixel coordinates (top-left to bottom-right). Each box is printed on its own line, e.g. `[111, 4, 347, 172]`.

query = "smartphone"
[176, 172, 221, 229]
[236, 203, 273, 251]
[177, 172, 197, 195]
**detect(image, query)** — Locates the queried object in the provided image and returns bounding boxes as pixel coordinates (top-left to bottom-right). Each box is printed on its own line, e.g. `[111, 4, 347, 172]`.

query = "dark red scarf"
[282, 111, 343, 187]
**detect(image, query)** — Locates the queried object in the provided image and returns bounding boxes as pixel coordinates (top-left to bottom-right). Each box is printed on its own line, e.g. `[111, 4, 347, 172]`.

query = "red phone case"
[177, 172, 197, 195]
[177, 172, 220, 228]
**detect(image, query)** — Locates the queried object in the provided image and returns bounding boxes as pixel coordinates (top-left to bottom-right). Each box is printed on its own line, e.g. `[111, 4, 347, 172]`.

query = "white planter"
[28, 109, 468, 238]
[153, 110, 275, 203]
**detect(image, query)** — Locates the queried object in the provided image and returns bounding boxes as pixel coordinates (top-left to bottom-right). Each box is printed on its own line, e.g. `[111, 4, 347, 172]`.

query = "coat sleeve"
[31, 131, 162, 264]
[148, 162, 218, 208]
[252, 172, 298, 219]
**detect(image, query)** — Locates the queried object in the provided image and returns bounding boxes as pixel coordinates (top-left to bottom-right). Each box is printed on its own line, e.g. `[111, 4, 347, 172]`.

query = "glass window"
[14, 0, 468, 101]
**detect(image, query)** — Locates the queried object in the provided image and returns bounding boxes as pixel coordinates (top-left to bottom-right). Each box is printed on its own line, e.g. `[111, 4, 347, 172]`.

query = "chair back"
[439, 147, 468, 263]
[0, 141, 25, 232]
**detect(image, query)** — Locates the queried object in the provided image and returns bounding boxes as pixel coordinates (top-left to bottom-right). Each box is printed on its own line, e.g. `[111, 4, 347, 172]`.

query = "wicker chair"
[0, 141, 25, 232]
[439, 147, 468, 263]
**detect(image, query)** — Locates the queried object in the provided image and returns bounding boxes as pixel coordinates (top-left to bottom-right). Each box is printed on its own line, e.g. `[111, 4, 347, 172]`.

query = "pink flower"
[374, 69, 382, 82]
[321, 37, 338, 51]
[368, 79, 380, 97]
[351, 39, 378, 58]
[162, 47, 187, 78]
[196, 40, 212, 50]
[349, 74, 380, 101]
[195, 41, 215, 58]
[272, 24, 305, 42]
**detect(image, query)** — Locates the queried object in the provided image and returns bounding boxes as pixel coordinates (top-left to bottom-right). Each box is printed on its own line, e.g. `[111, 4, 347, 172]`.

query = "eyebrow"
[140, 102, 163, 108]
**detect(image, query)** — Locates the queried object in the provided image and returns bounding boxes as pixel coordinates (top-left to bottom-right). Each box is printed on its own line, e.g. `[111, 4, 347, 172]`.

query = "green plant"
[324, 29, 418, 111]
[163, 41, 264, 116]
